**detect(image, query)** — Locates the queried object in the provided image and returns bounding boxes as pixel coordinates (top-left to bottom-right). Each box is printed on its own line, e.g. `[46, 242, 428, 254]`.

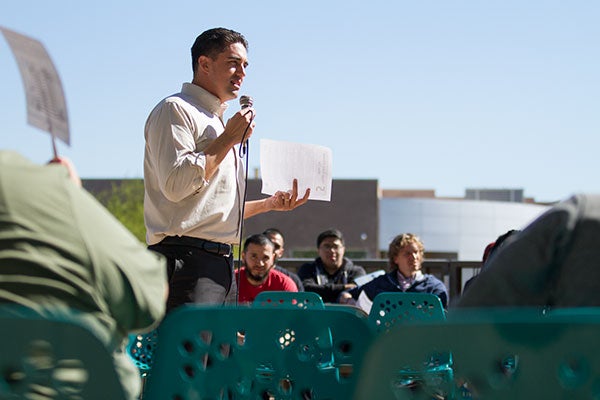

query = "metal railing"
[276, 258, 483, 300]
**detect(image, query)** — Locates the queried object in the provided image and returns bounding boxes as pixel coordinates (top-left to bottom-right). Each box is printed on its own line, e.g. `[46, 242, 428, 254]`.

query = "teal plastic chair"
[252, 290, 335, 386]
[253, 291, 325, 309]
[126, 329, 159, 374]
[252, 292, 369, 370]
[369, 292, 446, 332]
[355, 308, 600, 400]
[0, 308, 126, 400]
[253, 291, 367, 320]
[143, 305, 373, 400]
[368, 292, 453, 398]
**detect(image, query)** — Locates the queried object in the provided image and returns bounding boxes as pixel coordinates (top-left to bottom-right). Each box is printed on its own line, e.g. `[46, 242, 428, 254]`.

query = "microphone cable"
[234, 107, 255, 305]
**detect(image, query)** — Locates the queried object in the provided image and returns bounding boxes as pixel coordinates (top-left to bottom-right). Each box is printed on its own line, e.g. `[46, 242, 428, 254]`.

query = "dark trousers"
[149, 241, 236, 312]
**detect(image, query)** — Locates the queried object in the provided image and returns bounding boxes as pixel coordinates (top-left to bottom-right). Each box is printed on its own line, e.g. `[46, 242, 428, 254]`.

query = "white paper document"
[353, 270, 385, 287]
[1, 27, 70, 145]
[260, 139, 332, 202]
[356, 291, 374, 314]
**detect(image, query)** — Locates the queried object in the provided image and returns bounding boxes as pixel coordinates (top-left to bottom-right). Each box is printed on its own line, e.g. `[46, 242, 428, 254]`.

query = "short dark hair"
[263, 228, 284, 240]
[317, 229, 345, 248]
[243, 233, 273, 252]
[191, 27, 248, 73]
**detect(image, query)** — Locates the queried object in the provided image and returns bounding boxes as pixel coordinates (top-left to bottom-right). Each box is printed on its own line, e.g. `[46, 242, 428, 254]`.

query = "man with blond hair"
[340, 233, 448, 311]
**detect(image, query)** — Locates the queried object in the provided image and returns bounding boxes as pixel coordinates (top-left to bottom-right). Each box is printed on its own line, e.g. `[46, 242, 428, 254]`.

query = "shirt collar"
[181, 82, 229, 117]
[396, 270, 425, 290]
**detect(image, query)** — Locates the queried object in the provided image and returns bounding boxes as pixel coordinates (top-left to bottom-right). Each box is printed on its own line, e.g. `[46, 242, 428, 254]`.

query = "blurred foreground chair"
[126, 328, 159, 398]
[355, 308, 600, 399]
[367, 292, 453, 398]
[0, 307, 126, 400]
[126, 329, 159, 375]
[254, 290, 368, 321]
[253, 291, 325, 309]
[143, 305, 373, 400]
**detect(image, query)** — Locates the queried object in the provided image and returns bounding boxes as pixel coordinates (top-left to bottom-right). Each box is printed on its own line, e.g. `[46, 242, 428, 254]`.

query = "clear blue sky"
[1, 1, 598, 203]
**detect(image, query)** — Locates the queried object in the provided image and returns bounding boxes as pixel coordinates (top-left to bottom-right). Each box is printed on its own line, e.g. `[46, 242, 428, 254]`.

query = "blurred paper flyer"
[1, 27, 70, 145]
[260, 139, 332, 202]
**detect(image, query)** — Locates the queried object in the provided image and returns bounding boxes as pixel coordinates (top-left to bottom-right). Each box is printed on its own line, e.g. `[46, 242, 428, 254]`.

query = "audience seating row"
[4, 294, 600, 399]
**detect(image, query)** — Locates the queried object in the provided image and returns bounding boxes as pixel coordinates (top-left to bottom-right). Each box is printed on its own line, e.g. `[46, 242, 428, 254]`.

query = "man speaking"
[143, 27, 309, 310]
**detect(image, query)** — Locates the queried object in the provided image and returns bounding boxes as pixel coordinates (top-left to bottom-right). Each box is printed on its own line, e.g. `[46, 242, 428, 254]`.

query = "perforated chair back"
[355, 309, 600, 400]
[126, 329, 159, 373]
[253, 291, 325, 309]
[143, 305, 373, 400]
[369, 292, 446, 333]
[0, 308, 126, 400]
[367, 292, 452, 396]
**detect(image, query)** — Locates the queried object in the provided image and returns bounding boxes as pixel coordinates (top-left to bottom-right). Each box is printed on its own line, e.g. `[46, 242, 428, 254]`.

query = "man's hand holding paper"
[260, 139, 333, 202]
[267, 178, 310, 211]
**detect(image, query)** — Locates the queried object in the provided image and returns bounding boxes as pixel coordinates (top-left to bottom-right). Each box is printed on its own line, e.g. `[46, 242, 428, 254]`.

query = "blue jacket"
[348, 270, 449, 308]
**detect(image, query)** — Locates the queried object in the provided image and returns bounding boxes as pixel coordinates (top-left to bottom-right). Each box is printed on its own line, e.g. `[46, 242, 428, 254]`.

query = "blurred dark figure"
[456, 194, 600, 308]
[461, 229, 521, 295]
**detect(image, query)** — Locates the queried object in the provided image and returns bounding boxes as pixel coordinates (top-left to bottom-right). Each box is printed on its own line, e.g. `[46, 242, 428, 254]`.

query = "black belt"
[159, 236, 232, 256]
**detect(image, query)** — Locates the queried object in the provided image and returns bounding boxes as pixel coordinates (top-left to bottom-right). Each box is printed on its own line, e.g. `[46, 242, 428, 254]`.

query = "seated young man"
[236, 233, 298, 304]
[263, 228, 304, 291]
[297, 229, 366, 303]
[339, 233, 448, 312]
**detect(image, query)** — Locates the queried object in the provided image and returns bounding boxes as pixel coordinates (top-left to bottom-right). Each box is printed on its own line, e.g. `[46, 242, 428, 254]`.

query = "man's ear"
[197, 55, 211, 74]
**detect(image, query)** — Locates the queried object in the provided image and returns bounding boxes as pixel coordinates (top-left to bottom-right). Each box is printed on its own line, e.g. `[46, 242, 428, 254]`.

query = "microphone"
[239, 95, 253, 154]
[239, 95, 253, 109]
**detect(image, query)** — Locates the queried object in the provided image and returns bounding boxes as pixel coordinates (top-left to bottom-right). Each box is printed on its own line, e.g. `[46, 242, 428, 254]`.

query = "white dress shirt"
[143, 83, 245, 245]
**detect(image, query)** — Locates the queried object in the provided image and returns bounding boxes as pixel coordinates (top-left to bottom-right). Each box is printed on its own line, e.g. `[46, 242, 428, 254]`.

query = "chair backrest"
[368, 292, 445, 333]
[0, 308, 126, 400]
[143, 305, 373, 400]
[126, 329, 159, 373]
[253, 291, 325, 309]
[354, 309, 600, 400]
[324, 303, 369, 320]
